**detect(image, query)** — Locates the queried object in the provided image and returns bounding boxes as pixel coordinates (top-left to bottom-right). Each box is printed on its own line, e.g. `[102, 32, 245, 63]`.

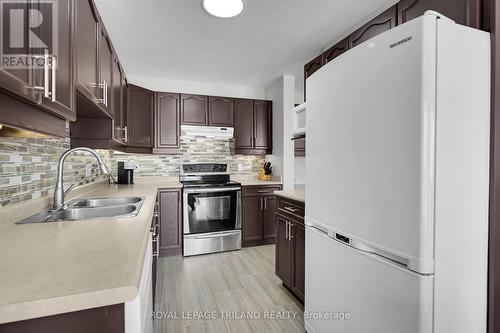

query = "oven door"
[183, 186, 242, 235]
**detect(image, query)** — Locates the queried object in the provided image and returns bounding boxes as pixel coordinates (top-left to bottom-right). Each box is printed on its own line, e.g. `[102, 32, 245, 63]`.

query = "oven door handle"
[191, 231, 241, 239]
[183, 187, 241, 194]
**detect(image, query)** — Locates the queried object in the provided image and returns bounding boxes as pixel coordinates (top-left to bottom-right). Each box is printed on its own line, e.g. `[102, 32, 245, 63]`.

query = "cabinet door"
[127, 85, 154, 147]
[275, 214, 292, 287]
[291, 222, 305, 301]
[398, 0, 480, 28]
[304, 54, 323, 101]
[304, 54, 323, 79]
[209, 96, 234, 127]
[112, 57, 124, 143]
[254, 100, 272, 151]
[76, 0, 99, 102]
[0, 2, 38, 104]
[98, 30, 113, 116]
[323, 38, 348, 65]
[34, 0, 75, 120]
[348, 5, 397, 48]
[155, 92, 180, 151]
[158, 189, 182, 256]
[234, 99, 254, 149]
[181, 94, 208, 125]
[263, 196, 277, 242]
[243, 196, 263, 245]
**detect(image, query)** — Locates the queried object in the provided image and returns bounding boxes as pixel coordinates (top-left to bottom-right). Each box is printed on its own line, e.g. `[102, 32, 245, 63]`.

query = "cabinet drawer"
[277, 198, 305, 221]
[243, 185, 282, 197]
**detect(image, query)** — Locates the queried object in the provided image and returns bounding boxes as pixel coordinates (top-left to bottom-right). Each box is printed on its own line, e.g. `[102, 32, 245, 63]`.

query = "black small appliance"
[117, 161, 135, 184]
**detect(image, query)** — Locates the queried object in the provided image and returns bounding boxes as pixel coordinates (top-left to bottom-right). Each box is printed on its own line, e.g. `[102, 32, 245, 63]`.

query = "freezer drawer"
[305, 227, 433, 333]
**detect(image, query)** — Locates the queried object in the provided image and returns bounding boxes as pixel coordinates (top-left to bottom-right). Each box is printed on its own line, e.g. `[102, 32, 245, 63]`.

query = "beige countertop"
[0, 176, 181, 324]
[274, 186, 305, 203]
[231, 174, 282, 186]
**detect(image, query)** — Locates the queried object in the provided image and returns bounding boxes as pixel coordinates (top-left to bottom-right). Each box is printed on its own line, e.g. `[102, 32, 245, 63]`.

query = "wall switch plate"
[85, 164, 92, 177]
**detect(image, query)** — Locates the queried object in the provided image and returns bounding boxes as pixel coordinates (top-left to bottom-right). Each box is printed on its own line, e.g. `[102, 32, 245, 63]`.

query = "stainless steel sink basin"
[16, 196, 145, 224]
[46, 205, 138, 222]
[69, 197, 142, 207]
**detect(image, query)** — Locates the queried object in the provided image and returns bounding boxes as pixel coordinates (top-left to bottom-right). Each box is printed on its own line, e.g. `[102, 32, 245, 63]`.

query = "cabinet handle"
[98, 80, 107, 106]
[285, 221, 289, 240]
[289, 223, 294, 240]
[284, 206, 298, 213]
[257, 190, 270, 193]
[32, 50, 50, 98]
[123, 126, 128, 142]
[260, 197, 263, 211]
[264, 197, 267, 210]
[51, 56, 56, 102]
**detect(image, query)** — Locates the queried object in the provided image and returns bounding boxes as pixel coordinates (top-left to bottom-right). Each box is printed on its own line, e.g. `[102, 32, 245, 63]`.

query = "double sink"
[17, 197, 145, 224]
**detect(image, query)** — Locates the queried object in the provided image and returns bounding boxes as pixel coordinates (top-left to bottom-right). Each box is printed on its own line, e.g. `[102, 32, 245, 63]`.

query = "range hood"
[181, 125, 234, 139]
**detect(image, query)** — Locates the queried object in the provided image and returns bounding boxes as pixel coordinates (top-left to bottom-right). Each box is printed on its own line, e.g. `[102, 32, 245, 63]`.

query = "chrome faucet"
[52, 147, 110, 210]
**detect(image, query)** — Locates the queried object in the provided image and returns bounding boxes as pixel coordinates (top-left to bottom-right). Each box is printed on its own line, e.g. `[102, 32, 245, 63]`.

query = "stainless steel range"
[180, 163, 242, 256]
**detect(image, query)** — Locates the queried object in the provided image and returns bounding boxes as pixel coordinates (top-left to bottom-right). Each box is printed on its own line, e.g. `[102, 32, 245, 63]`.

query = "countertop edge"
[0, 286, 138, 324]
[274, 190, 305, 203]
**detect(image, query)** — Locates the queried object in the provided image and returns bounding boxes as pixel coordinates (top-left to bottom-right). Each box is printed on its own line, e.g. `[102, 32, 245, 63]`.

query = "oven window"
[186, 191, 237, 234]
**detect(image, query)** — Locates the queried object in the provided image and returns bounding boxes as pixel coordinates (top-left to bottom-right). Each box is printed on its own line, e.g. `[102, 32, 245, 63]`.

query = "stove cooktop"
[179, 163, 239, 188]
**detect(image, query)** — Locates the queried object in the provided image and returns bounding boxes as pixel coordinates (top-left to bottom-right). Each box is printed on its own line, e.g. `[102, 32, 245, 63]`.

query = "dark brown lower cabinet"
[242, 185, 282, 247]
[275, 214, 292, 287]
[275, 197, 305, 302]
[291, 222, 305, 300]
[152, 196, 159, 309]
[0, 304, 124, 333]
[158, 189, 182, 256]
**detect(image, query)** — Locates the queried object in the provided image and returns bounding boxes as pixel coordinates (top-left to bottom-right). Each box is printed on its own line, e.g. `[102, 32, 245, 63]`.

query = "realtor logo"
[1, 0, 58, 68]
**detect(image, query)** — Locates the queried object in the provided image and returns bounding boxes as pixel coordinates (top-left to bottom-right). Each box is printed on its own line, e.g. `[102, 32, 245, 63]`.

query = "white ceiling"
[94, 0, 394, 91]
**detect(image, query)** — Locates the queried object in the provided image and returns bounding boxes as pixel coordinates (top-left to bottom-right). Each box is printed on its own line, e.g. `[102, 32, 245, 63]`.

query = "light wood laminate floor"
[154, 245, 306, 333]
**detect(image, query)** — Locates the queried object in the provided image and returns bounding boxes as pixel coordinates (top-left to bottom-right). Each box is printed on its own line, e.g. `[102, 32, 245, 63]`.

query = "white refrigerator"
[305, 11, 490, 333]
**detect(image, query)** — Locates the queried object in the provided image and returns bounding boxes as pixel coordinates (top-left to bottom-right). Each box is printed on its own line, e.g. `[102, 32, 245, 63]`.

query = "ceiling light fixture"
[203, 0, 244, 18]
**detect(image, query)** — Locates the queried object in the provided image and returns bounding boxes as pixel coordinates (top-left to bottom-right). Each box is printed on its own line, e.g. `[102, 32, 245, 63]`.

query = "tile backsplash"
[0, 135, 263, 208]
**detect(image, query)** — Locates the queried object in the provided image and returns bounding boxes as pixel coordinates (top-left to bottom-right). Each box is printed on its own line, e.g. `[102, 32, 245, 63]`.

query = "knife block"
[258, 168, 271, 181]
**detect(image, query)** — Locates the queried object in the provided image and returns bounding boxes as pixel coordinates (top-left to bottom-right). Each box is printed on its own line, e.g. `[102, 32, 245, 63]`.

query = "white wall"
[265, 75, 295, 191]
[128, 75, 266, 99]
[294, 156, 306, 185]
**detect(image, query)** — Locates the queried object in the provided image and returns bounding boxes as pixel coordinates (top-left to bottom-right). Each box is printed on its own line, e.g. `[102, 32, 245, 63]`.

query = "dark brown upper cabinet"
[33, 0, 76, 120]
[112, 57, 126, 144]
[304, 54, 323, 80]
[154, 92, 181, 154]
[127, 84, 154, 149]
[208, 96, 234, 127]
[323, 38, 348, 65]
[76, 0, 100, 105]
[348, 5, 397, 48]
[398, 0, 480, 28]
[254, 100, 272, 150]
[303, 54, 323, 101]
[234, 98, 254, 149]
[181, 94, 209, 125]
[233, 98, 273, 154]
[98, 29, 113, 117]
[0, 0, 76, 123]
[0, 2, 38, 106]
